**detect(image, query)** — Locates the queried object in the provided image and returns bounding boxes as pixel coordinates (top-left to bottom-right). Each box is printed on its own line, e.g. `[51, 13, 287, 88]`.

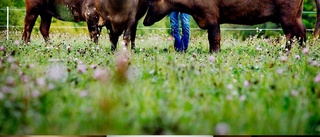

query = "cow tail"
[314, 0, 320, 40]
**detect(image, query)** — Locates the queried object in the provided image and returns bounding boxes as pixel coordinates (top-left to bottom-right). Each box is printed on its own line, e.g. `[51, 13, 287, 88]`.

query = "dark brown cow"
[23, 0, 101, 44]
[144, 0, 320, 53]
[94, 0, 148, 51]
[314, 0, 320, 40]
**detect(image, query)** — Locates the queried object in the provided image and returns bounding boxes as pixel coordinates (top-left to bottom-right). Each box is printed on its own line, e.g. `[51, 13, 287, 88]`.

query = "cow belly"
[220, 16, 278, 25]
[109, 14, 129, 25]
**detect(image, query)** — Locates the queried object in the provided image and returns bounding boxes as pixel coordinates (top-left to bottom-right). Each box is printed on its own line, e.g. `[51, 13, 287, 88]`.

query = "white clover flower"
[209, 55, 215, 63]
[244, 80, 250, 87]
[77, 62, 87, 74]
[215, 122, 230, 135]
[280, 56, 287, 62]
[240, 95, 247, 101]
[46, 63, 68, 81]
[36, 77, 46, 87]
[291, 90, 298, 97]
[79, 90, 88, 98]
[302, 48, 309, 55]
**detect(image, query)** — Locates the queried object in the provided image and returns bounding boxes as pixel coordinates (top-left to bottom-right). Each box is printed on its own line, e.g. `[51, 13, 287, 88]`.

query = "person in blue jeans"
[170, 11, 191, 52]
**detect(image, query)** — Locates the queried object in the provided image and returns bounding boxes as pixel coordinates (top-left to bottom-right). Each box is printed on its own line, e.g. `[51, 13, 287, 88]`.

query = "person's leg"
[180, 13, 191, 51]
[170, 12, 182, 51]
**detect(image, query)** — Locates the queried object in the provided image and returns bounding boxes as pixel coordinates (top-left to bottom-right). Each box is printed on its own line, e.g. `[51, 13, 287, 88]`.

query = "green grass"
[0, 30, 320, 135]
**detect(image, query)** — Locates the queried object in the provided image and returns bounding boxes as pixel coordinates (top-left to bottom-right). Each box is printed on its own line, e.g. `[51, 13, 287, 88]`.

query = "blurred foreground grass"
[0, 30, 320, 134]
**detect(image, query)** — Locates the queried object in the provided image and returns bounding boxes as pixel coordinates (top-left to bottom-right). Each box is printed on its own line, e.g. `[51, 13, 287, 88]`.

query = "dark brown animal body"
[143, 0, 320, 53]
[23, 0, 101, 44]
[94, 0, 148, 51]
[314, 0, 320, 40]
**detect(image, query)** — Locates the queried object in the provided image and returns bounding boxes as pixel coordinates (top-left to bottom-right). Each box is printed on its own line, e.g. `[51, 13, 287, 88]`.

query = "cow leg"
[283, 31, 294, 51]
[107, 22, 123, 51]
[106, 22, 117, 51]
[281, 23, 295, 51]
[40, 13, 52, 43]
[207, 24, 221, 53]
[22, 10, 39, 43]
[109, 30, 121, 51]
[294, 18, 306, 48]
[123, 29, 131, 50]
[108, 25, 122, 51]
[87, 21, 100, 44]
[123, 17, 138, 50]
[282, 22, 305, 51]
[86, 11, 100, 44]
[314, 0, 320, 41]
[130, 22, 138, 50]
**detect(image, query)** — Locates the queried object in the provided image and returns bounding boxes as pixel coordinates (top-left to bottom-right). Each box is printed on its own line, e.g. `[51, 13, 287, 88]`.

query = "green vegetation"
[0, 30, 319, 134]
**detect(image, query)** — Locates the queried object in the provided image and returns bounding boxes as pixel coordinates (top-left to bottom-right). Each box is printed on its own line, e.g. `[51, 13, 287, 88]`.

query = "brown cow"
[143, 0, 320, 53]
[314, 0, 320, 40]
[94, 0, 148, 51]
[22, 0, 101, 44]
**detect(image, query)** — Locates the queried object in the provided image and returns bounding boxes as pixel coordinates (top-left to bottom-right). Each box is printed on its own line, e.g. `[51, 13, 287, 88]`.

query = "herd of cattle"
[22, 0, 320, 53]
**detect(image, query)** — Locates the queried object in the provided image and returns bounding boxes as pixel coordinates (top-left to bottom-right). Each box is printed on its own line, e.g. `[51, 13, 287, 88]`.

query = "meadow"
[0, 29, 320, 135]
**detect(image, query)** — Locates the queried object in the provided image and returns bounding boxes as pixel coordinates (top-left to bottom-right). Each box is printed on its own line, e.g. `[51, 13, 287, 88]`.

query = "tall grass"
[0, 30, 320, 134]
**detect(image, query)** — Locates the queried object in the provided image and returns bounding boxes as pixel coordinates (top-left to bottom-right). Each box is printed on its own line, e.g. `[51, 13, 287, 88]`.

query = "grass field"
[0, 30, 320, 134]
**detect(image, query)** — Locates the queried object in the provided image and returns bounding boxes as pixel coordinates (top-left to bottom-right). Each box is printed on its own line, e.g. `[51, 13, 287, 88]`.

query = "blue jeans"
[170, 12, 190, 52]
